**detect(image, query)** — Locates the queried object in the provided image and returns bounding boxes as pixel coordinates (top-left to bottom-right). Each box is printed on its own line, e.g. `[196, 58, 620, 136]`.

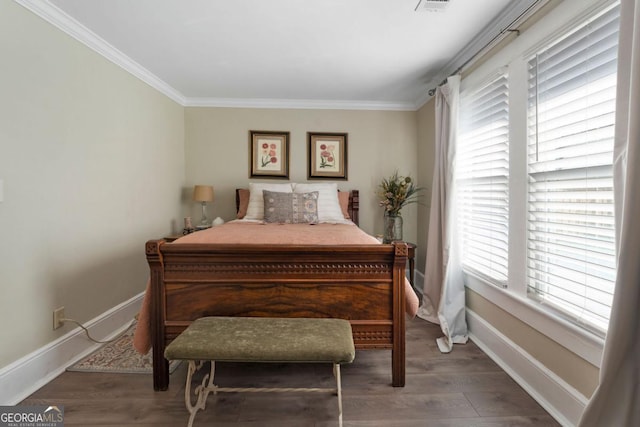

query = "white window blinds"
[526, 3, 619, 333]
[458, 73, 510, 285]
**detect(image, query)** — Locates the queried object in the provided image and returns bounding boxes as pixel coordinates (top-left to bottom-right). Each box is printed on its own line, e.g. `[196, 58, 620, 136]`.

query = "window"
[456, 1, 620, 337]
[526, 3, 619, 334]
[458, 73, 510, 286]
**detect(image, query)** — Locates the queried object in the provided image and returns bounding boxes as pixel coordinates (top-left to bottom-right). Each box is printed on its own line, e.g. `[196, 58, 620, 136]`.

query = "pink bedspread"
[133, 221, 419, 354]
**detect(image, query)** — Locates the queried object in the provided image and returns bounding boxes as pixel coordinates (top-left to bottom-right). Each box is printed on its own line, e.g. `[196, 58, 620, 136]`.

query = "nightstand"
[164, 226, 212, 242]
[406, 242, 416, 287]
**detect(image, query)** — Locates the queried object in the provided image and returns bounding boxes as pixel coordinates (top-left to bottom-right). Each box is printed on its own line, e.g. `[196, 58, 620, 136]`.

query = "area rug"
[67, 321, 180, 374]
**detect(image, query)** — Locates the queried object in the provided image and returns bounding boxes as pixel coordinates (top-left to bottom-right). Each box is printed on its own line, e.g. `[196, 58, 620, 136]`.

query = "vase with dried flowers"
[377, 171, 422, 243]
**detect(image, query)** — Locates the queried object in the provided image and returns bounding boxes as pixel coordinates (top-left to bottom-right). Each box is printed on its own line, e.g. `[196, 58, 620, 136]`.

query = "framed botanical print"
[249, 130, 290, 179]
[307, 132, 348, 180]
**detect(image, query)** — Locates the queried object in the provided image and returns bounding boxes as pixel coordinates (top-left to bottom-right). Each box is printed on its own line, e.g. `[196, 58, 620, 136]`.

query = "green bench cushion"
[164, 317, 355, 364]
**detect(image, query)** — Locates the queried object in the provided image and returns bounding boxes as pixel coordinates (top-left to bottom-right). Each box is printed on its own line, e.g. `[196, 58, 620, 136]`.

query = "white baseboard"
[466, 309, 588, 427]
[0, 292, 144, 405]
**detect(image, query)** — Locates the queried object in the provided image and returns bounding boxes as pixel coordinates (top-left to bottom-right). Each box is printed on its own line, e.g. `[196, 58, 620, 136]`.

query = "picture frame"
[249, 130, 290, 179]
[307, 132, 348, 180]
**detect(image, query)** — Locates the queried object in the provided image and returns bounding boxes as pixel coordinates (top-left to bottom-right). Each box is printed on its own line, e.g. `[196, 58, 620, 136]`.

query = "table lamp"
[193, 185, 214, 228]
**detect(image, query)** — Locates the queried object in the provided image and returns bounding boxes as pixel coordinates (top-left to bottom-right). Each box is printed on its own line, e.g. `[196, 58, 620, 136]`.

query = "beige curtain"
[578, 0, 640, 425]
[418, 75, 468, 353]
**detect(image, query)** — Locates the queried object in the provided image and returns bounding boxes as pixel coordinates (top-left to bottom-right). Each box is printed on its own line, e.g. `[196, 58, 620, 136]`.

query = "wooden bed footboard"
[146, 240, 408, 390]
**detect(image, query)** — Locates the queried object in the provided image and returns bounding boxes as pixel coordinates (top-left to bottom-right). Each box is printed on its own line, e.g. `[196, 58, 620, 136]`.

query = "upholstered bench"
[164, 316, 356, 427]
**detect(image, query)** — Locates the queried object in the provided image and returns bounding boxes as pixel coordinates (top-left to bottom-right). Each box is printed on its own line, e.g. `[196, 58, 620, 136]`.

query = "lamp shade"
[193, 185, 214, 202]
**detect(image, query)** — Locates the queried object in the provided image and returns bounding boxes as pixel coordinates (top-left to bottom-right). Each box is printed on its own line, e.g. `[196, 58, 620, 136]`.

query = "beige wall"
[184, 107, 419, 240]
[0, 2, 185, 367]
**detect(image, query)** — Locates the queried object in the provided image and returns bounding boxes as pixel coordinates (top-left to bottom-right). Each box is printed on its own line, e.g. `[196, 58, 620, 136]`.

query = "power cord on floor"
[60, 318, 135, 344]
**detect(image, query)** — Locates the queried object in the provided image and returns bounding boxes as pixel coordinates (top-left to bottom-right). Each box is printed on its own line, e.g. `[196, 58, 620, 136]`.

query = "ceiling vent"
[415, 0, 451, 12]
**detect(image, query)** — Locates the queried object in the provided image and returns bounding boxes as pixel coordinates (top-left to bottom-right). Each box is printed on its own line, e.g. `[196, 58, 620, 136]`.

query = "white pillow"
[293, 183, 347, 223]
[245, 183, 294, 220]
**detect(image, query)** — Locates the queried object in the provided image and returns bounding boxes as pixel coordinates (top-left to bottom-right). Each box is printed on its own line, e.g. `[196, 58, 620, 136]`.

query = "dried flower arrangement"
[377, 170, 422, 216]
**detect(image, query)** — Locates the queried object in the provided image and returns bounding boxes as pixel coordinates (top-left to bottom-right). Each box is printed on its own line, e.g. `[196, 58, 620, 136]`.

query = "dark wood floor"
[21, 317, 560, 426]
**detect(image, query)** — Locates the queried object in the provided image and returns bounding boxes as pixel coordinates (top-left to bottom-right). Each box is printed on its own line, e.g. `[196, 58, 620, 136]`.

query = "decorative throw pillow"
[293, 183, 348, 223]
[236, 188, 250, 219]
[337, 190, 351, 219]
[263, 190, 319, 224]
[245, 183, 294, 220]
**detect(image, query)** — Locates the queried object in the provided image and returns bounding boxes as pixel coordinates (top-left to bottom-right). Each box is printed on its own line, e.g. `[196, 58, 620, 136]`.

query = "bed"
[137, 184, 419, 390]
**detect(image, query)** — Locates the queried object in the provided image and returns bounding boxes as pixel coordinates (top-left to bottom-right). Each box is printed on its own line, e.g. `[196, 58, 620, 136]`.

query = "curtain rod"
[427, 0, 545, 96]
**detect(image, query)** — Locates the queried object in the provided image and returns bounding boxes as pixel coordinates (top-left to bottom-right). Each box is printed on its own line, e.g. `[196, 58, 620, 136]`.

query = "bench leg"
[185, 360, 216, 427]
[334, 363, 343, 427]
[182, 360, 345, 426]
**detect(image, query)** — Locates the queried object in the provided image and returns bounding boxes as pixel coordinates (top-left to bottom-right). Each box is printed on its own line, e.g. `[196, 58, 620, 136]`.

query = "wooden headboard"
[235, 189, 359, 226]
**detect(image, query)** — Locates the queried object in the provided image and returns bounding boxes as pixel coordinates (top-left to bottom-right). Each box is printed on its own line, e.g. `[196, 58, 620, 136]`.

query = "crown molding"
[185, 97, 418, 111]
[15, 0, 186, 105]
[414, 91, 434, 110]
[417, 0, 548, 109]
[15, 0, 446, 112]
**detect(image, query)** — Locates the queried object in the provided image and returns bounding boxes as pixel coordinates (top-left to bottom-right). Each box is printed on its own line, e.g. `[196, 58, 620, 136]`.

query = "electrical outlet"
[53, 307, 65, 330]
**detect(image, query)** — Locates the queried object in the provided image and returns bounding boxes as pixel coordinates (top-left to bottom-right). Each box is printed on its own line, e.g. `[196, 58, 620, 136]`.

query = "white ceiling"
[28, 0, 523, 109]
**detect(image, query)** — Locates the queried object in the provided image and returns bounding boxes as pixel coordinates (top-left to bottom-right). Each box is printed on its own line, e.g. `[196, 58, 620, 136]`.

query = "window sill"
[464, 273, 604, 368]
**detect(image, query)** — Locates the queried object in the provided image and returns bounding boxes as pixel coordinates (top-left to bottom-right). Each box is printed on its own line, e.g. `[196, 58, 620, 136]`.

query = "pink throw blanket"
[133, 221, 419, 354]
